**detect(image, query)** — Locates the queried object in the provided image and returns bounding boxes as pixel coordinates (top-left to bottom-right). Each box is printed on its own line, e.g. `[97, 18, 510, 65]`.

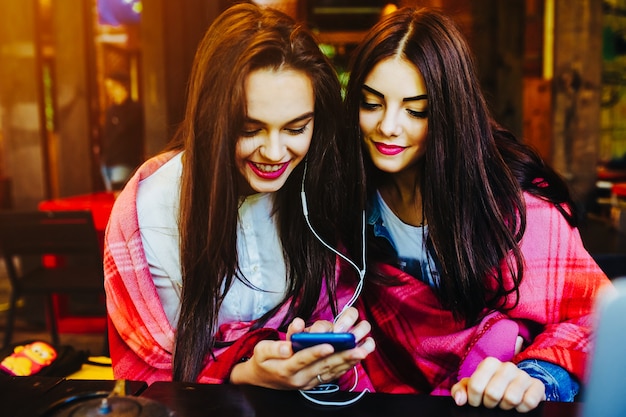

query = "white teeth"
[254, 163, 284, 172]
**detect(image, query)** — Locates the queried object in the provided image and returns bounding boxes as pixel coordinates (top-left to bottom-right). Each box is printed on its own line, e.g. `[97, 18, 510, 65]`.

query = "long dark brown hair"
[345, 7, 576, 324]
[167, 3, 356, 381]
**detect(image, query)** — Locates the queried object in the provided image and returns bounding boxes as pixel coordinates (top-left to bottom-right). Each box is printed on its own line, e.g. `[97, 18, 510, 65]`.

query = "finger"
[510, 378, 546, 413]
[465, 357, 503, 407]
[499, 377, 544, 412]
[310, 360, 354, 386]
[480, 361, 522, 409]
[278, 345, 337, 389]
[454, 363, 544, 412]
[292, 336, 375, 388]
[515, 336, 524, 355]
[286, 317, 306, 338]
[485, 363, 532, 410]
[308, 320, 334, 333]
[451, 379, 469, 406]
[480, 362, 546, 412]
[317, 338, 375, 376]
[291, 343, 335, 367]
[293, 357, 345, 390]
[254, 339, 293, 361]
[349, 320, 372, 343]
[313, 365, 352, 388]
[494, 369, 534, 410]
[333, 307, 359, 332]
[344, 336, 375, 361]
[358, 336, 376, 354]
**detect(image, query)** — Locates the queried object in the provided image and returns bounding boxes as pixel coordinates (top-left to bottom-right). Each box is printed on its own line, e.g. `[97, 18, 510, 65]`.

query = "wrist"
[228, 356, 251, 385]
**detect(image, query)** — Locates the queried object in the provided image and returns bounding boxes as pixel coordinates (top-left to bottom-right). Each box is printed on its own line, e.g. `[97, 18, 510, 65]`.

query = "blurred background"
[1, 0, 626, 354]
[0, 0, 624, 213]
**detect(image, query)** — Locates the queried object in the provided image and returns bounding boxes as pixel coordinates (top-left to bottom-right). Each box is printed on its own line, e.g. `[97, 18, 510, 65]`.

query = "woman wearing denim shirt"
[344, 7, 612, 412]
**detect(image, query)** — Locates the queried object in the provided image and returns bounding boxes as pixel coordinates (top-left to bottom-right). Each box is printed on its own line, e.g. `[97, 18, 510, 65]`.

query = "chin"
[248, 181, 287, 194]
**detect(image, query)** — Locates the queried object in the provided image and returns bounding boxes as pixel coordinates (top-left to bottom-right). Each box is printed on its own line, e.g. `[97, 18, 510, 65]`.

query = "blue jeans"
[101, 164, 133, 191]
[517, 359, 580, 402]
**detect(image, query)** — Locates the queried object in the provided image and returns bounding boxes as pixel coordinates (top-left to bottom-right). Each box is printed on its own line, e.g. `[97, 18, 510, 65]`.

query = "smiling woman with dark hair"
[103, 2, 373, 388]
[344, 6, 612, 412]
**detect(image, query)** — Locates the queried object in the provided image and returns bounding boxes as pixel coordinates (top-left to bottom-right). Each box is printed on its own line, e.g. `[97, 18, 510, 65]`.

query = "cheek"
[359, 111, 376, 134]
[234, 141, 256, 176]
[235, 138, 255, 162]
[302, 136, 314, 154]
[291, 133, 314, 157]
[405, 119, 428, 145]
[234, 143, 245, 167]
[415, 123, 429, 145]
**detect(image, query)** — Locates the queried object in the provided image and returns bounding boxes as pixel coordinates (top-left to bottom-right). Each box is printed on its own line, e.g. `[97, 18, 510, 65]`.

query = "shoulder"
[522, 192, 572, 224]
[518, 191, 581, 257]
[136, 152, 182, 226]
[109, 151, 181, 231]
[138, 152, 182, 192]
[135, 151, 181, 180]
[523, 192, 552, 211]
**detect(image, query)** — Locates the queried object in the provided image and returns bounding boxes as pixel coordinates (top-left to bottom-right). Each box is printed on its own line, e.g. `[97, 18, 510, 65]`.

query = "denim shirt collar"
[367, 193, 398, 254]
[367, 193, 441, 286]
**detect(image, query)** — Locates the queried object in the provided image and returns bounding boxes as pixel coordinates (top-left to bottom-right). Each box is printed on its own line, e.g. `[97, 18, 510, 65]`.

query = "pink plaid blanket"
[350, 193, 613, 394]
[104, 152, 343, 384]
[104, 152, 611, 392]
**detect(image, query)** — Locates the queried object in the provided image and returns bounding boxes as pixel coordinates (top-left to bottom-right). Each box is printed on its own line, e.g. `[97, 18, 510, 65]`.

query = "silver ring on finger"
[316, 374, 325, 384]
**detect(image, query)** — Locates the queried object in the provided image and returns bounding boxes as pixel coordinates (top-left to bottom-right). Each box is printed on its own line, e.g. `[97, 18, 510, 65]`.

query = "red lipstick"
[374, 142, 405, 156]
[248, 161, 289, 180]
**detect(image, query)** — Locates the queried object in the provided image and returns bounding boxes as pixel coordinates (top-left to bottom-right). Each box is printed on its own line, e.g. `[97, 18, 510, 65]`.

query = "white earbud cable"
[298, 162, 369, 406]
[300, 162, 366, 318]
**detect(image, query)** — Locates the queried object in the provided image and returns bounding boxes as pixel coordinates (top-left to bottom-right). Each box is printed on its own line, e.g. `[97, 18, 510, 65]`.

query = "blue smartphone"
[291, 332, 356, 352]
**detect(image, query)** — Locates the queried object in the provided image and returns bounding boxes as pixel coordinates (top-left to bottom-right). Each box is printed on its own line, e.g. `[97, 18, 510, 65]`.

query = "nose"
[259, 130, 284, 161]
[378, 108, 402, 137]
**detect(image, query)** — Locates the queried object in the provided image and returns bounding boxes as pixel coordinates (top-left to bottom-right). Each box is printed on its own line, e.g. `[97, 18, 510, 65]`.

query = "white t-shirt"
[136, 152, 288, 329]
[377, 191, 426, 260]
[377, 191, 438, 286]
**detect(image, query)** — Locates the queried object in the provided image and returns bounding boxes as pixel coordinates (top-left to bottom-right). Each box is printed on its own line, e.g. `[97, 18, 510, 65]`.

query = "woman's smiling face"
[236, 67, 315, 195]
[359, 57, 429, 175]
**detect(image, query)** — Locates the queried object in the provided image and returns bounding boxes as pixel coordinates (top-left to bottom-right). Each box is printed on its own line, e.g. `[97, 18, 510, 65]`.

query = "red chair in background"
[0, 210, 106, 348]
[37, 192, 116, 337]
[38, 192, 116, 249]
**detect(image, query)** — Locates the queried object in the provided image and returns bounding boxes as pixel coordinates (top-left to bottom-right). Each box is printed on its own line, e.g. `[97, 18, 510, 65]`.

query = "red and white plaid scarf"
[347, 193, 613, 394]
[104, 151, 342, 385]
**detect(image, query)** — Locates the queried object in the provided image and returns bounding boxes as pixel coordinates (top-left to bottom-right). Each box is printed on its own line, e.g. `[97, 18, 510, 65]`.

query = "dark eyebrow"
[244, 111, 314, 126]
[362, 84, 428, 102]
[362, 84, 384, 98]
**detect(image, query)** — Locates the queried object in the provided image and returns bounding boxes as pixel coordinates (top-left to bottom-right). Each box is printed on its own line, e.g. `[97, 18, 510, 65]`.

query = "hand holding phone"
[291, 332, 356, 352]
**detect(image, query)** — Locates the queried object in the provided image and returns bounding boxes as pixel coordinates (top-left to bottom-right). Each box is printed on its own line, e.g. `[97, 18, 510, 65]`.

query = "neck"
[379, 166, 424, 227]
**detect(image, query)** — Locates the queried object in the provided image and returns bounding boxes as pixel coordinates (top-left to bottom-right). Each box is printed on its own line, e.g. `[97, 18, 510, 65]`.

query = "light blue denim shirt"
[367, 195, 579, 401]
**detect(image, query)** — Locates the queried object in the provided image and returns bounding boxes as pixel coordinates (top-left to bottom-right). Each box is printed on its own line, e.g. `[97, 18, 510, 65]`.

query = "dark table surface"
[0, 377, 580, 417]
[0, 377, 146, 417]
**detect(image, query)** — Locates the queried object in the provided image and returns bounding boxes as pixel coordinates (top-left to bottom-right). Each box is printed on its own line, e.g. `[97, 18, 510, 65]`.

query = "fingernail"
[363, 339, 375, 352]
[280, 344, 290, 356]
